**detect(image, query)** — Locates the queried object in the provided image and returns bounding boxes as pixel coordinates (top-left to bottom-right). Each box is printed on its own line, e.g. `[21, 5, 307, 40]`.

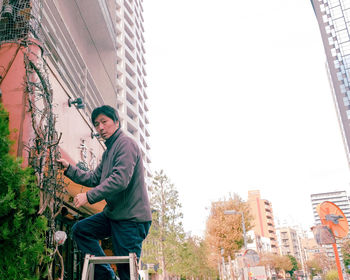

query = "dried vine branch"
[23, 43, 67, 279]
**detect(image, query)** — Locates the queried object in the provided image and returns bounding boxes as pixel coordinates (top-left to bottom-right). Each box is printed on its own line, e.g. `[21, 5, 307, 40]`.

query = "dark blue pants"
[72, 212, 151, 280]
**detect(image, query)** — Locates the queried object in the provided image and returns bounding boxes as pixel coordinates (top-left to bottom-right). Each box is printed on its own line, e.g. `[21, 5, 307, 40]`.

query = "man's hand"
[74, 193, 88, 208]
[57, 158, 69, 171]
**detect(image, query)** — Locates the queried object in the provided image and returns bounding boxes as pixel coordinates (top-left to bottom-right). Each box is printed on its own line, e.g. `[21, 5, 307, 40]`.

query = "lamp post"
[224, 210, 247, 249]
[224, 210, 249, 280]
[221, 248, 226, 280]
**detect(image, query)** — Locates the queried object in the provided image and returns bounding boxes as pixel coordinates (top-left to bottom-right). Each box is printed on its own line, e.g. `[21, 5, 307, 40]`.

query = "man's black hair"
[91, 105, 119, 124]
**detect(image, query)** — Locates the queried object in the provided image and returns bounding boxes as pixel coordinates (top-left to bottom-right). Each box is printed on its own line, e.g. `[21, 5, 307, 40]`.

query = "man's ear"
[116, 120, 120, 128]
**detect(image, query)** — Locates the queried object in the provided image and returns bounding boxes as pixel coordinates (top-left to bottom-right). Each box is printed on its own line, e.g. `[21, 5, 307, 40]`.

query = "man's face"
[93, 114, 118, 140]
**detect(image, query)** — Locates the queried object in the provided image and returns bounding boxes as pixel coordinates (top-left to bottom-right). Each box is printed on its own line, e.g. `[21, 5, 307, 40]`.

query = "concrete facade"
[276, 227, 303, 263]
[311, 190, 350, 225]
[311, 0, 350, 169]
[247, 190, 279, 254]
[39, 0, 151, 180]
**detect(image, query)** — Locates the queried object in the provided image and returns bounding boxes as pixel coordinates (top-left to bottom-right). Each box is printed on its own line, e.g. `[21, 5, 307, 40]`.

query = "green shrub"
[325, 269, 339, 280]
[0, 104, 48, 279]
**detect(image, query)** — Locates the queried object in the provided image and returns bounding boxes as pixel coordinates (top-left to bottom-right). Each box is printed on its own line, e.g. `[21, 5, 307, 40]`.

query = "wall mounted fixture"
[68, 97, 85, 109]
[91, 131, 99, 139]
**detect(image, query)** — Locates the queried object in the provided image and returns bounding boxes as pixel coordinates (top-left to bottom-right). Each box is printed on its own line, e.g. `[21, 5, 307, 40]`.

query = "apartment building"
[311, 191, 350, 225]
[276, 227, 303, 262]
[44, 0, 151, 177]
[310, 191, 350, 263]
[246, 230, 272, 253]
[115, 0, 151, 180]
[247, 190, 279, 254]
[311, 0, 350, 168]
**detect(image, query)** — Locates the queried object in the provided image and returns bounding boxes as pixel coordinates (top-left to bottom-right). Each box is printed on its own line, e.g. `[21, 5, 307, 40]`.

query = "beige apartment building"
[277, 227, 302, 260]
[247, 190, 279, 254]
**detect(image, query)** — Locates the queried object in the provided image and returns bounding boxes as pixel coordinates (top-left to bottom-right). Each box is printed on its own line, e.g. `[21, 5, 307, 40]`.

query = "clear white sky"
[142, 0, 350, 237]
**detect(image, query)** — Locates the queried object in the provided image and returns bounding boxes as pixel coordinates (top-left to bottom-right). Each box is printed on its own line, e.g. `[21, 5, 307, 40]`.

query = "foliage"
[142, 170, 218, 278]
[204, 193, 253, 268]
[260, 253, 292, 275]
[306, 258, 322, 277]
[341, 239, 350, 273]
[306, 253, 335, 277]
[175, 235, 218, 278]
[325, 269, 339, 280]
[0, 104, 48, 279]
[274, 255, 293, 273]
[286, 255, 299, 278]
[143, 170, 184, 279]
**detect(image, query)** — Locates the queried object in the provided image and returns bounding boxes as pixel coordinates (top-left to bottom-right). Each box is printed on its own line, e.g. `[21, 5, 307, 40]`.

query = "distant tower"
[247, 190, 279, 254]
[310, 190, 350, 225]
[311, 0, 350, 168]
[116, 0, 152, 181]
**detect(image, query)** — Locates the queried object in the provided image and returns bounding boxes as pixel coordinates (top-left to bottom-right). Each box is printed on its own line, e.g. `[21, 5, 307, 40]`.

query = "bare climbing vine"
[22, 44, 67, 279]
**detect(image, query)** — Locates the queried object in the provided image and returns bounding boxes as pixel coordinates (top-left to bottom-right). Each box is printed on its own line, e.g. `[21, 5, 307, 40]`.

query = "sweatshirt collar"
[104, 128, 121, 149]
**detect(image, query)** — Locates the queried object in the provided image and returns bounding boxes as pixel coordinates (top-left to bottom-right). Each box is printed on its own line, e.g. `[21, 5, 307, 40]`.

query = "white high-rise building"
[311, 0, 350, 168]
[310, 191, 350, 262]
[39, 0, 151, 179]
[311, 0, 350, 269]
[310, 190, 350, 225]
[115, 0, 151, 179]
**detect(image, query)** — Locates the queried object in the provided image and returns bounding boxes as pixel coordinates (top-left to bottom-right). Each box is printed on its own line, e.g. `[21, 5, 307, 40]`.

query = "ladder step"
[81, 253, 138, 280]
[88, 256, 131, 264]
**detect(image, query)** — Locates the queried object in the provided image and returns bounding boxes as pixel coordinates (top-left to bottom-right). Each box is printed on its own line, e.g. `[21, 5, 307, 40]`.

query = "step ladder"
[81, 253, 138, 280]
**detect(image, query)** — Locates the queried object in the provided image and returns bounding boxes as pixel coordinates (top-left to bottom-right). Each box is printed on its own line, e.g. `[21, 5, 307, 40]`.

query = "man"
[58, 105, 152, 280]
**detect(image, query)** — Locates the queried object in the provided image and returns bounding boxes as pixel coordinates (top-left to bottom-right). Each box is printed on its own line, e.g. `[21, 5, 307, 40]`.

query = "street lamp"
[225, 210, 255, 280]
[224, 210, 247, 249]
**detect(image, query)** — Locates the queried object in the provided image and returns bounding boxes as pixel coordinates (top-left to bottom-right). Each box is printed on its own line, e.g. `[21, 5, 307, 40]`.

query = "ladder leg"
[81, 254, 91, 280]
[129, 253, 138, 280]
[88, 263, 94, 280]
[129, 253, 134, 280]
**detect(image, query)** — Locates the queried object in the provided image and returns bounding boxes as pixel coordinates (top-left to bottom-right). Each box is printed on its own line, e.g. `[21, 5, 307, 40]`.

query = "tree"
[142, 170, 184, 279]
[204, 193, 253, 270]
[274, 255, 293, 275]
[286, 255, 299, 279]
[174, 235, 218, 279]
[142, 170, 221, 279]
[0, 104, 48, 279]
[306, 258, 322, 277]
[306, 253, 335, 277]
[341, 239, 350, 274]
[260, 253, 292, 277]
